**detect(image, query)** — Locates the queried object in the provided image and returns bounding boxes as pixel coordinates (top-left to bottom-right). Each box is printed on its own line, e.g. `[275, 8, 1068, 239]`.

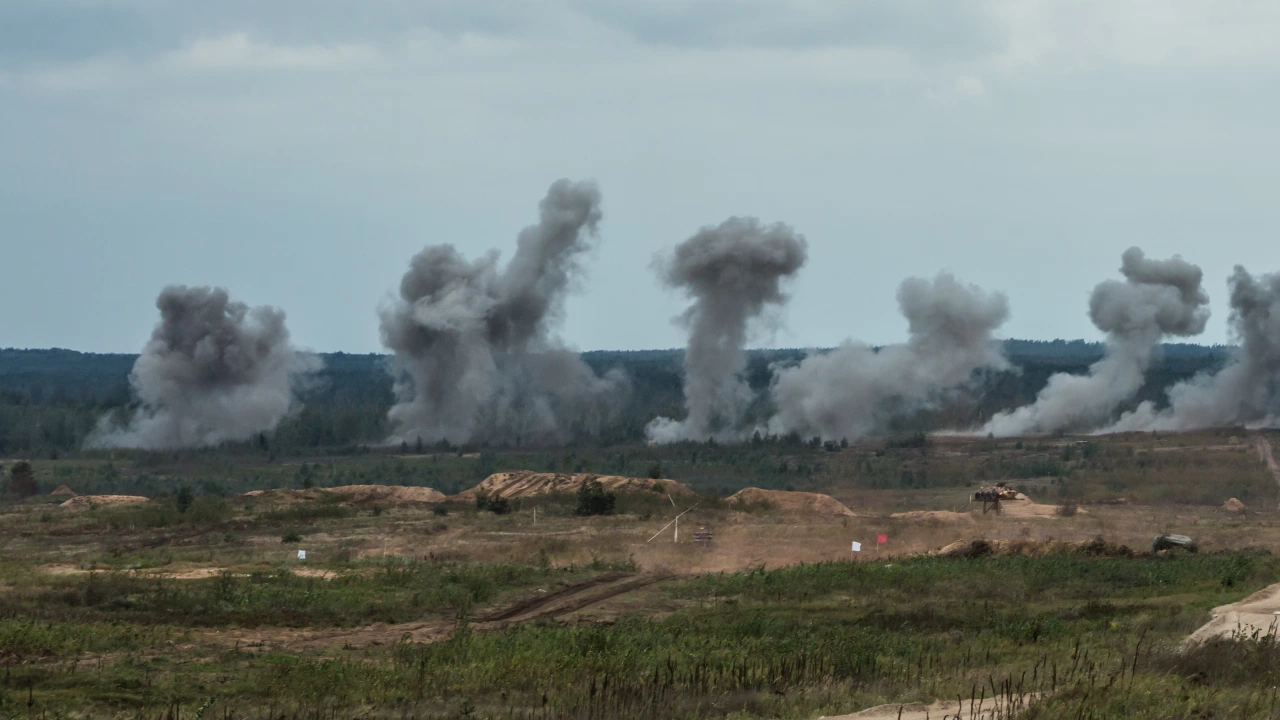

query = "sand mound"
[60, 495, 149, 509]
[727, 488, 855, 516]
[933, 537, 1133, 559]
[50, 485, 77, 497]
[455, 472, 692, 501]
[890, 510, 975, 524]
[1222, 497, 1248, 514]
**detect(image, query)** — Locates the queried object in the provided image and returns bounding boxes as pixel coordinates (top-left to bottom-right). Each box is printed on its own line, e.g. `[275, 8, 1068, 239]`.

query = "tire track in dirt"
[506, 574, 673, 623]
[203, 572, 672, 652]
[477, 572, 629, 622]
[1252, 434, 1280, 508]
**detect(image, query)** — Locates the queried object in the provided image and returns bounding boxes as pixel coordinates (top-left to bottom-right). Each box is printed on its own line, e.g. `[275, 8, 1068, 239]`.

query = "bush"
[432, 505, 449, 516]
[7, 461, 37, 497]
[1056, 500, 1079, 517]
[575, 480, 616, 516]
[647, 463, 662, 480]
[475, 492, 512, 515]
[281, 530, 303, 543]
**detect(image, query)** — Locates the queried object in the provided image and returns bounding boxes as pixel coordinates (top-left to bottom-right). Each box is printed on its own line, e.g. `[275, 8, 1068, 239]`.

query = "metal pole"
[674, 516, 678, 543]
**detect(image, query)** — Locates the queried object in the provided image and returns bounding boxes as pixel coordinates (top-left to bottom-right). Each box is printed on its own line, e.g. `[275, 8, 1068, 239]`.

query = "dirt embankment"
[453, 472, 692, 501]
[727, 488, 855, 516]
[59, 495, 149, 509]
[243, 485, 445, 505]
[932, 537, 1134, 559]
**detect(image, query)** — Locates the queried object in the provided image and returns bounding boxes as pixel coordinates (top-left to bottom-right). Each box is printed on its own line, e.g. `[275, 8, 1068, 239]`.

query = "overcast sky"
[2, 0, 1278, 353]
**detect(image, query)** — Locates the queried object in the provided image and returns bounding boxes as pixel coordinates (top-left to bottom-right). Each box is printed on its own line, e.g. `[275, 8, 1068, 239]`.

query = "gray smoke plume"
[381, 179, 628, 446]
[646, 217, 808, 444]
[767, 273, 1009, 441]
[982, 247, 1209, 436]
[1109, 266, 1280, 431]
[91, 286, 319, 449]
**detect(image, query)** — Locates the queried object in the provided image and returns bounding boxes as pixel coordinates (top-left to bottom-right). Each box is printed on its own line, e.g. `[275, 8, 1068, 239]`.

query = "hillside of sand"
[59, 495, 148, 509]
[453, 472, 692, 501]
[727, 487, 856, 516]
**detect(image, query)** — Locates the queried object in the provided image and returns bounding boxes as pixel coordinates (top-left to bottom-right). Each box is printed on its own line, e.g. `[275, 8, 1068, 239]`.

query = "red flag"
[876, 534, 888, 544]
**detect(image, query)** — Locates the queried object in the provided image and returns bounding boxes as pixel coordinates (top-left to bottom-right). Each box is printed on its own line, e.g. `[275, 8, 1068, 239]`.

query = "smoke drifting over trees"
[1109, 266, 1280, 432]
[767, 273, 1010, 441]
[91, 286, 318, 449]
[645, 217, 808, 444]
[380, 179, 628, 446]
[981, 248, 1209, 437]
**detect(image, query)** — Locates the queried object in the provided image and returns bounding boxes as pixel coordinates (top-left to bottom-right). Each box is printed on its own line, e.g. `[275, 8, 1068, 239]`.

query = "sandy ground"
[889, 510, 976, 524]
[826, 694, 1038, 720]
[1185, 583, 1280, 645]
[59, 495, 149, 509]
[728, 488, 856, 516]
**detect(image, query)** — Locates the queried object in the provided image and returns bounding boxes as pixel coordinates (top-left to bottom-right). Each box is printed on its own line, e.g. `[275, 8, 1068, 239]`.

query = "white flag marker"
[297, 550, 307, 560]
[851, 541, 862, 552]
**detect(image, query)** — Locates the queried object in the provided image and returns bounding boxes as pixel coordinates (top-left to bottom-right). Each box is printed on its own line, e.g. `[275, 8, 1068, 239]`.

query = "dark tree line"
[0, 344, 1229, 456]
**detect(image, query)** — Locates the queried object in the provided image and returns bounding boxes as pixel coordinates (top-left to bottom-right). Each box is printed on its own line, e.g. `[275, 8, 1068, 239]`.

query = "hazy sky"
[3, 0, 1279, 353]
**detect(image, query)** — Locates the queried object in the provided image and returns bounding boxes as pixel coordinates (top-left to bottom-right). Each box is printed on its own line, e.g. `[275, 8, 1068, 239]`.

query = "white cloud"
[165, 32, 378, 70]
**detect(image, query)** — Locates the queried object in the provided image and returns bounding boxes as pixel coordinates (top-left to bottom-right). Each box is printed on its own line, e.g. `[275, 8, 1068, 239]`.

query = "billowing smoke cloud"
[982, 247, 1209, 436]
[381, 179, 628, 446]
[767, 273, 1009, 441]
[646, 217, 808, 443]
[90, 286, 318, 449]
[1109, 266, 1280, 431]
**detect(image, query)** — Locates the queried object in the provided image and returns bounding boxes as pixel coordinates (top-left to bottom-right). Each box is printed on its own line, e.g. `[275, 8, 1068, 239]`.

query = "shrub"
[1056, 500, 1079, 517]
[281, 530, 303, 543]
[475, 492, 511, 515]
[432, 505, 449, 516]
[7, 461, 37, 497]
[575, 480, 616, 516]
[647, 463, 662, 480]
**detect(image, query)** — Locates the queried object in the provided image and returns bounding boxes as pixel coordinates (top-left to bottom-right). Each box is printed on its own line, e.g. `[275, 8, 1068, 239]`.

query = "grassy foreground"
[2, 549, 1279, 719]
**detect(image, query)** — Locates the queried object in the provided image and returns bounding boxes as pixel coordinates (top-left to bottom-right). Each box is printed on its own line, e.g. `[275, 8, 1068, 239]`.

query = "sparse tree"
[176, 486, 194, 514]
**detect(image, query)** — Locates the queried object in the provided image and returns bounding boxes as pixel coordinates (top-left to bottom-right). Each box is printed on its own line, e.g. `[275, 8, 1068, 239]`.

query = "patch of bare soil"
[827, 694, 1038, 720]
[1185, 582, 1280, 646]
[727, 488, 856, 516]
[59, 495, 148, 509]
[454, 472, 692, 501]
[890, 510, 975, 524]
[50, 485, 77, 497]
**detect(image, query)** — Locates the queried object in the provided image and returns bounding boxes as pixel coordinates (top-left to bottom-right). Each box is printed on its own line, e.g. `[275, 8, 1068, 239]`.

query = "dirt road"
[203, 572, 672, 652]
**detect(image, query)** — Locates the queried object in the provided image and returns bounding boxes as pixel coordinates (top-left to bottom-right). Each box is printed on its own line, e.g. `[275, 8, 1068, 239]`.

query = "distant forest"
[0, 340, 1230, 456]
